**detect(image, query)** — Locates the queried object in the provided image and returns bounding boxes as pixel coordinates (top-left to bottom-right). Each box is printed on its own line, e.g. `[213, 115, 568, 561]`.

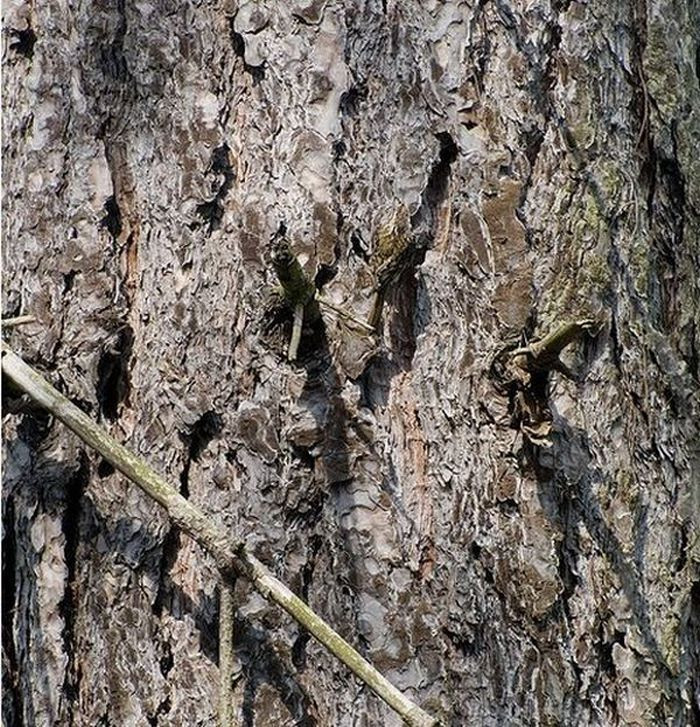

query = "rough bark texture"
[3, 1, 699, 725]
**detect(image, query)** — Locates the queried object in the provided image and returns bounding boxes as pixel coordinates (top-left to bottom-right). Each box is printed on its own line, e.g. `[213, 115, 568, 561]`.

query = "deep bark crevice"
[59, 452, 90, 723]
[1, 496, 22, 725]
[9, 27, 36, 60]
[228, 21, 267, 84]
[96, 324, 134, 422]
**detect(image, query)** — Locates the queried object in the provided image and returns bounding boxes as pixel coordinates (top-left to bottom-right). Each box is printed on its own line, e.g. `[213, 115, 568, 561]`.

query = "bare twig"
[317, 297, 376, 333]
[288, 302, 304, 361]
[2, 315, 37, 328]
[0, 342, 439, 727]
[218, 578, 236, 727]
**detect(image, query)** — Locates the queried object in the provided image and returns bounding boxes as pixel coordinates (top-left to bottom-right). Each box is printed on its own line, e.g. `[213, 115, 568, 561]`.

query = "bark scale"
[3, 0, 699, 724]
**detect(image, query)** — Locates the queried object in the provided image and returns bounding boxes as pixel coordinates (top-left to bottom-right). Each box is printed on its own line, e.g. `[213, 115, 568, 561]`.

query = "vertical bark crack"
[60, 453, 90, 725]
[95, 325, 134, 422]
[1, 496, 23, 724]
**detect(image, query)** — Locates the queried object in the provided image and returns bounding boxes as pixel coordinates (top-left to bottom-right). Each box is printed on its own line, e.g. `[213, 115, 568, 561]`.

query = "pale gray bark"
[3, 0, 699, 725]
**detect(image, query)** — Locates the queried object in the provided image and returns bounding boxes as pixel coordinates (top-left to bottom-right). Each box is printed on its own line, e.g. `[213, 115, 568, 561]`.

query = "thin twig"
[2, 315, 37, 328]
[317, 297, 375, 333]
[219, 578, 236, 727]
[288, 302, 304, 361]
[0, 342, 439, 727]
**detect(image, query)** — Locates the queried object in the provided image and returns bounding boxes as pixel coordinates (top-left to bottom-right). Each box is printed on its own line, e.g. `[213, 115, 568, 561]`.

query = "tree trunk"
[3, 1, 699, 725]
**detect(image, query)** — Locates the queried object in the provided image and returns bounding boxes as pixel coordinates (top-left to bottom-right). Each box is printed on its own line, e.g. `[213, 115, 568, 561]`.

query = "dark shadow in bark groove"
[532, 416, 686, 712]
[294, 319, 373, 668]
[2, 494, 23, 726]
[1, 438, 89, 726]
[1, 432, 318, 725]
[357, 132, 455, 409]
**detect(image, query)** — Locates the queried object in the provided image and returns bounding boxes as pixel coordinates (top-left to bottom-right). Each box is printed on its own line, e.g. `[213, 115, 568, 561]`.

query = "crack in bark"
[193, 145, 235, 235]
[291, 534, 323, 670]
[95, 325, 134, 422]
[59, 453, 90, 726]
[1, 496, 23, 725]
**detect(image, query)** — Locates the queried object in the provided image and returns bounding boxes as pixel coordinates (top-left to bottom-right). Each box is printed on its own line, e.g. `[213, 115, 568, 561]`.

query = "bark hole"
[228, 23, 266, 84]
[100, 196, 122, 241]
[9, 27, 36, 60]
[96, 325, 134, 421]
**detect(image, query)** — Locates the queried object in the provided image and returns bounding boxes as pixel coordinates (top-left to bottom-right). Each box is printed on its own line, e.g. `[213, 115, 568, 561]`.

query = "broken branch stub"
[490, 318, 602, 446]
[271, 240, 320, 360]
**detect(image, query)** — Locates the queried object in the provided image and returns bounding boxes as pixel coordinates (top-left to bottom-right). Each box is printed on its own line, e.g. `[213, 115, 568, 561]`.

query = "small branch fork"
[491, 318, 602, 446]
[508, 318, 601, 378]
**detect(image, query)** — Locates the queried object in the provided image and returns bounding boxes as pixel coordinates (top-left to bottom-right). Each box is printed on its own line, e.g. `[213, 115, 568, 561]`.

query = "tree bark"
[3, 1, 699, 725]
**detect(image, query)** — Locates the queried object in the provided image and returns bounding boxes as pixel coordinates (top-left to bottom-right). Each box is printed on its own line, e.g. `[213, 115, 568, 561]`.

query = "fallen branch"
[1, 342, 438, 727]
